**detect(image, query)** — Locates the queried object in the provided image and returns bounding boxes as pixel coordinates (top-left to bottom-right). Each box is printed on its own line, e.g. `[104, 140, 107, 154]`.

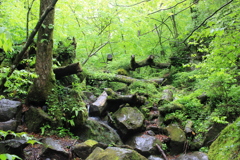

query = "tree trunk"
[53, 62, 82, 80]
[27, 0, 56, 105]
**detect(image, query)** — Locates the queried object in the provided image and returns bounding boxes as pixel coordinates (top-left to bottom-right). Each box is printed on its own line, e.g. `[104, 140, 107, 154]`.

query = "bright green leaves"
[0, 154, 21, 160]
[0, 27, 12, 52]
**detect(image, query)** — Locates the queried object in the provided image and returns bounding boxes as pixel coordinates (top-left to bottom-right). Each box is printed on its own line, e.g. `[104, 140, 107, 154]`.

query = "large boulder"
[0, 99, 21, 121]
[86, 147, 148, 160]
[175, 152, 208, 160]
[112, 107, 145, 136]
[208, 117, 240, 160]
[166, 124, 186, 155]
[0, 137, 28, 158]
[72, 139, 107, 159]
[126, 133, 162, 156]
[25, 106, 53, 133]
[0, 119, 17, 131]
[39, 138, 69, 160]
[74, 118, 123, 145]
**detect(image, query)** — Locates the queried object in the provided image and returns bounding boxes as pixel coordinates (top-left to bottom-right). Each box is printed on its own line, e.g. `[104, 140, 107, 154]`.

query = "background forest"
[0, 0, 240, 159]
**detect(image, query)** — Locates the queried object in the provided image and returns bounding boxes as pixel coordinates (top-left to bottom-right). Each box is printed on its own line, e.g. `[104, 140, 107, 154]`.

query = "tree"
[27, 0, 57, 105]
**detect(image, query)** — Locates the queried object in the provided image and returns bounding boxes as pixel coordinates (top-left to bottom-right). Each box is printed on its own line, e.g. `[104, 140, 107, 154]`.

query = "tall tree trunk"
[27, 0, 55, 105]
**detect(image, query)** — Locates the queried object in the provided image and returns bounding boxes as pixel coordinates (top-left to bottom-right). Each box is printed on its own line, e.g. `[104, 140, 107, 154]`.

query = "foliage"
[0, 154, 21, 160]
[208, 117, 240, 160]
[0, 67, 38, 98]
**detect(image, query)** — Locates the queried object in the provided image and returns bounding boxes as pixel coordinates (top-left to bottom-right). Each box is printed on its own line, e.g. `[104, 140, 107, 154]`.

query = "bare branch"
[111, 0, 152, 7]
[148, 0, 186, 15]
[183, 0, 234, 43]
[82, 41, 109, 66]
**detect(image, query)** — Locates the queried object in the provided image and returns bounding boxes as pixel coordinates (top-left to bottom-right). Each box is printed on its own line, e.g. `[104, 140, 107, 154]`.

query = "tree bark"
[0, 0, 58, 92]
[27, 0, 56, 105]
[53, 62, 82, 80]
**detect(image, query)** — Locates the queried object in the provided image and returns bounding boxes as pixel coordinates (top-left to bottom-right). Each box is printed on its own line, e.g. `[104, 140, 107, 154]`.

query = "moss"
[84, 139, 98, 147]
[208, 117, 240, 160]
[117, 68, 129, 76]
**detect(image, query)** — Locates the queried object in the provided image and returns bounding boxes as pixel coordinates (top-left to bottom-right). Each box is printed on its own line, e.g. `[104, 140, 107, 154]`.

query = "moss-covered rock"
[208, 117, 240, 160]
[72, 139, 102, 159]
[75, 118, 123, 145]
[113, 107, 145, 136]
[25, 106, 53, 133]
[86, 147, 148, 160]
[166, 123, 186, 155]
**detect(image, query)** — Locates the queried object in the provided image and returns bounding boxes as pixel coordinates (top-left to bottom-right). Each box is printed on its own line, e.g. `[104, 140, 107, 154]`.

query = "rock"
[113, 107, 145, 136]
[174, 151, 208, 160]
[148, 155, 164, 160]
[208, 117, 240, 160]
[0, 137, 28, 158]
[86, 147, 148, 160]
[72, 139, 106, 159]
[0, 99, 21, 121]
[82, 91, 97, 103]
[75, 118, 123, 145]
[0, 119, 17, 131]
[158, 89, 173, 105]
[126, 133, 162, 156]
[203, 122, 227, 146]
[39, 138, 69, 160]
[24, 106, 53, 133]
[166, 124, 186, 155]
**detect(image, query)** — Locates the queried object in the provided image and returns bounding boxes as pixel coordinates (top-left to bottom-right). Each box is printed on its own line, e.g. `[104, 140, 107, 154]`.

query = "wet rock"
[24, 106, 53, 133]
[0, 137, 28, 158]
[166, 124, 186, 155]
[75, 118, 123, 145]
[148, 155, 164, 160]
[39, 138, 69, 160]
[72, 139, 106, 159]
[113, 107, 145, 136]
[126, 133, 162, 156]
[0, 99, 21, 121]
[82, 91, 97, 103]
[174, 151, 208, 160]
[0, 119, 17, 131]
[86, 147, 148, 160]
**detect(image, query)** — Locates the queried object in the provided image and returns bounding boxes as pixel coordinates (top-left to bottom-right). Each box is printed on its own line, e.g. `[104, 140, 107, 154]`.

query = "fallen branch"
[53, 62, 82, 79]
[156, 144, 168, 160]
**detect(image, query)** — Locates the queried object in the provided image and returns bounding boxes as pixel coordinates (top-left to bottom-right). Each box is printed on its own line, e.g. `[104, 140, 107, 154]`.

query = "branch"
[82, 41, 109, 65]
[0, 0, 58, 91]
[111, 0, 152, 7]
[183, 0, 234, 43]
[148, 0, 186, 15]
[156, 144, 168, 160]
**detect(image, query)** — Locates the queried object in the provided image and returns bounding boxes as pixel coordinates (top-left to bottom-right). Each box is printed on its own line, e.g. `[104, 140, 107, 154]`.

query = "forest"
[0, 0, 239, 159]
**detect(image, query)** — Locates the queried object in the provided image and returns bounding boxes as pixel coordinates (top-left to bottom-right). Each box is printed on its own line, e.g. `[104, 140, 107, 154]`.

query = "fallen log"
[85, 72, 164, 86]
[130, 55, 171, 71]
[89, 91, 108, 116]
[53, 62, 82, 79]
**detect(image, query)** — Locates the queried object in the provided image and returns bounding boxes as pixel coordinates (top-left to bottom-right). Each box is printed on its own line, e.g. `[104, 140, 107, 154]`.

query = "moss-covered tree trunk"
[27, 0, 55, 105]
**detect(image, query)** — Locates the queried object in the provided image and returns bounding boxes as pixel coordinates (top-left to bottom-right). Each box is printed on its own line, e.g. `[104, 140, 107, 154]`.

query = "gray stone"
[174, 151, 208, 160]
[39, 138, 69, 160]
[0, 99, 21, 121]
[75, 118, 123, 145]
[0, 119, 17, 131]
[126, 133, 162, 156]
[113, 107, 145, 135]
